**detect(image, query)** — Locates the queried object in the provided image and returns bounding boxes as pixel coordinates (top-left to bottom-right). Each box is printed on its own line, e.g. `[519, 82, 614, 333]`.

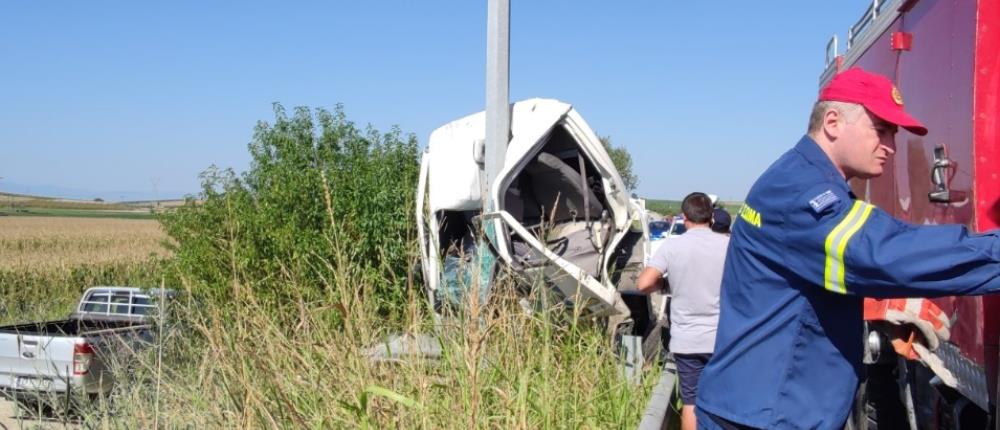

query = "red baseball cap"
[818, 67, 928, 136]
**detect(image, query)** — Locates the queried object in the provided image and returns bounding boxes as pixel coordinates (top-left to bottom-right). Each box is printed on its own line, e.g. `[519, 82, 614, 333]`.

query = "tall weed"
[84, 266, 656, 428]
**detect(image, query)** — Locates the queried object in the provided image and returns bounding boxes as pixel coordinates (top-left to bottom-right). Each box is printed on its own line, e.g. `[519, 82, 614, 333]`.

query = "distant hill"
[0, 192, 186, 219]
[0, 181, 191, 202]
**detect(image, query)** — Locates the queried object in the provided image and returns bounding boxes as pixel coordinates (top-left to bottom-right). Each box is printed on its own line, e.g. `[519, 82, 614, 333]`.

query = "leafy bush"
[160, 104, 420, 315]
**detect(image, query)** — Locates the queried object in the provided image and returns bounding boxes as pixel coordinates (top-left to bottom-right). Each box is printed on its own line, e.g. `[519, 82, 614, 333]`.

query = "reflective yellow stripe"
[823, 201, 874, 294]
[823, 203, 861, 293]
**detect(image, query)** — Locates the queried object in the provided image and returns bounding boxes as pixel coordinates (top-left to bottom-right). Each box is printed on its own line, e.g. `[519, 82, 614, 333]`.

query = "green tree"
[599, 135, 638, 191]
[160, 104, 420, 314]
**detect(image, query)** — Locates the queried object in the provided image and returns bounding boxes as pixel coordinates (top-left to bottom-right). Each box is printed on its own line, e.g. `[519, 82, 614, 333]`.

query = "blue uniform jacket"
[696, 136, 1000, 429]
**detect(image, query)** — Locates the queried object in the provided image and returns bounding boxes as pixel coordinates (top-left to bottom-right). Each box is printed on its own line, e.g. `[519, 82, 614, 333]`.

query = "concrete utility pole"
[483, 0, 511, 251]
[484, 0, 510, 209]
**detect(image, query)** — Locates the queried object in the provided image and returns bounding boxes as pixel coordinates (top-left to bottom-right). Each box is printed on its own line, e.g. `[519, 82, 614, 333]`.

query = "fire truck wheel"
[844, 362, 908, 430]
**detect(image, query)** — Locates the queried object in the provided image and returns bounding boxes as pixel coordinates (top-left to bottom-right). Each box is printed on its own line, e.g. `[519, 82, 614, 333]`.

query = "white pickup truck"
[0, 286, 172, 411]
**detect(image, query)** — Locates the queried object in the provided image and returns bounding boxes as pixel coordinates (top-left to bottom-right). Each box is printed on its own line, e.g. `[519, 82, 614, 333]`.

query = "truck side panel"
[0, 334, 75, 392]
[849, 0, 1000, 409]
[894, 0, 981, 365]
[847, 0, 985, 366]
[829, 0, 1000, 416]
[974, 0, 1000, 407]
[846, 16, 901, 205]
[846, 0, 985, 365]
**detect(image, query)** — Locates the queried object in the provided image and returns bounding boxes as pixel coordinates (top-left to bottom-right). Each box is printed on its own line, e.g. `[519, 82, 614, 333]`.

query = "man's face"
[837, 109, 898, 179]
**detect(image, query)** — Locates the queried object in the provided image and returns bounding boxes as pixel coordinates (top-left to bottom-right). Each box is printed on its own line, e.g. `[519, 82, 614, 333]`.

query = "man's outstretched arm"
[637, 267, 665, 294]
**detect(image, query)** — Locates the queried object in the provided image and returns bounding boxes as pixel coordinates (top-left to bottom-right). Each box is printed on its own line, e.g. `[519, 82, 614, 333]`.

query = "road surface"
[0, 399, 79, 430]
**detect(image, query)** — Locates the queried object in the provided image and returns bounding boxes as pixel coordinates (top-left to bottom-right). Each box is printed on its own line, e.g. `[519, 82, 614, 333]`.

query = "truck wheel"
[845, 362, 909, 430]
[844, 382, 870, 430]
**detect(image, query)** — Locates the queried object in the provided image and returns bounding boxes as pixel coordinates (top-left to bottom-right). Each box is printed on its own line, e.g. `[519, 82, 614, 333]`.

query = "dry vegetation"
[0, 216, 169, 270]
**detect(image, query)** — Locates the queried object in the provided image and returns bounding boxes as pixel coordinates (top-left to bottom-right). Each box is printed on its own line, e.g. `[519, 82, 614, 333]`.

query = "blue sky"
[1, 2, 871, 201]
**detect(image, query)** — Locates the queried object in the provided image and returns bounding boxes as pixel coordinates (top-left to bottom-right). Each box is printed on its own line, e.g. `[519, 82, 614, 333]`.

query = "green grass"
[0, 207, 156, 219]
[645, 199, 682, 216]
[645, 199, 743, 218]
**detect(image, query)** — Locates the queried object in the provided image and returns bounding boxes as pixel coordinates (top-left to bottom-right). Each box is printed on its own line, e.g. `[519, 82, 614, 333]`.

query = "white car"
[648, 216, 685, 257]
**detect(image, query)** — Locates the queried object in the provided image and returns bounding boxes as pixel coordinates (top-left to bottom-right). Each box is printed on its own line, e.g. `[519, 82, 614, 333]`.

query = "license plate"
[15, 376, 51, 390]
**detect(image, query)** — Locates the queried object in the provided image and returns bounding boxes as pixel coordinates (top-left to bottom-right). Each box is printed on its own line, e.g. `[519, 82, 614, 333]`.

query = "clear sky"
[1, 1, 872, 201]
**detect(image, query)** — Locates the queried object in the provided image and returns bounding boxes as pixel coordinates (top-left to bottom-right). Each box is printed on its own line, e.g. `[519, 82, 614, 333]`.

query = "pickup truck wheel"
[14, 398, 45, 420]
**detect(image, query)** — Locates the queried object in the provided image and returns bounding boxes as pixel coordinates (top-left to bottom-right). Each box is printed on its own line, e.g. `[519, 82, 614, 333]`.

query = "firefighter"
[695, 67, 1000, 429]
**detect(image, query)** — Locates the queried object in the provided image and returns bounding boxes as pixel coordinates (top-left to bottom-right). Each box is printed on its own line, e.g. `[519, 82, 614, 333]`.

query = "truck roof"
[75, 286, 176, 320]
[81, 286, 175, 296]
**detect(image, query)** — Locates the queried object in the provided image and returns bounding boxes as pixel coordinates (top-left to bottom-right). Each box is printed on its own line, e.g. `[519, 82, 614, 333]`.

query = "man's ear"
[822, 108, 842, 141]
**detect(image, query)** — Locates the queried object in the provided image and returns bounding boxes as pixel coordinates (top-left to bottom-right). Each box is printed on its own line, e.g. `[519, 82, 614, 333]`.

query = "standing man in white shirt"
[637, 192, 730, 430]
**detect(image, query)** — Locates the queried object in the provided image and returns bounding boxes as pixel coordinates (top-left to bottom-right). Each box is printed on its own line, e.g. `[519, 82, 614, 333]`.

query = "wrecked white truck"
[415, 98, 665, 357]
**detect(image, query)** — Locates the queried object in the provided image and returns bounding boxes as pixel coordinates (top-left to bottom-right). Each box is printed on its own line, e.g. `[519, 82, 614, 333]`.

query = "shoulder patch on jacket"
[808, 190, 839, 213]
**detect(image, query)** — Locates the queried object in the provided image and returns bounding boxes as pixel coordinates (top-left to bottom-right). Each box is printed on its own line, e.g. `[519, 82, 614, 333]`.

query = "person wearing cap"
[637, 192, 729, 430]
[711, 208, 731, 235]
[694, 67, 1000, 429]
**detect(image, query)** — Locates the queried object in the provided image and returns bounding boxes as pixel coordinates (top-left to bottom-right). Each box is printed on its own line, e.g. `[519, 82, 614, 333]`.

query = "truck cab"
[416, 98, 665, 357]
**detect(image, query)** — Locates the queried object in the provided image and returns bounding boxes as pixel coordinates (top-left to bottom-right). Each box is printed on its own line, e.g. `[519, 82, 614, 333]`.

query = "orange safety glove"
[863, 297, 957, 387]
[863, 297, 951, 357]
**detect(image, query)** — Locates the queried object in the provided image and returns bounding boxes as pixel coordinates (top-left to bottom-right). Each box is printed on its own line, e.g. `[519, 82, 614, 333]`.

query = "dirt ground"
[0, 399, 79, 430]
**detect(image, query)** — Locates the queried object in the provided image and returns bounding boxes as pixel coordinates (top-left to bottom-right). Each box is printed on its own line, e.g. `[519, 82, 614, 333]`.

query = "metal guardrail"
[637, 360, 678, 430]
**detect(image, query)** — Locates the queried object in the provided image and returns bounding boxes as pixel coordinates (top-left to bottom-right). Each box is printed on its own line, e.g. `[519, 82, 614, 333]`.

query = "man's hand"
[637, 267, 665, 294]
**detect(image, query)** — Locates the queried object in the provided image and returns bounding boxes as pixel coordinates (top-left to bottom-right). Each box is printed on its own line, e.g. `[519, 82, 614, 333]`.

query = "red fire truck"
[821, 0, 1000, 428]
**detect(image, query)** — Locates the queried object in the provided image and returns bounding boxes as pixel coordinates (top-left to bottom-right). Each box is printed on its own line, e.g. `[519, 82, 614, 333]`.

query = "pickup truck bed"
[0, 318, 146, 337]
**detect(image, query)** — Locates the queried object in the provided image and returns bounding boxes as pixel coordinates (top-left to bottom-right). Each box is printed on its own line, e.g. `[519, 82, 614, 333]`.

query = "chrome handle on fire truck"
[928, 144, 966, 204]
